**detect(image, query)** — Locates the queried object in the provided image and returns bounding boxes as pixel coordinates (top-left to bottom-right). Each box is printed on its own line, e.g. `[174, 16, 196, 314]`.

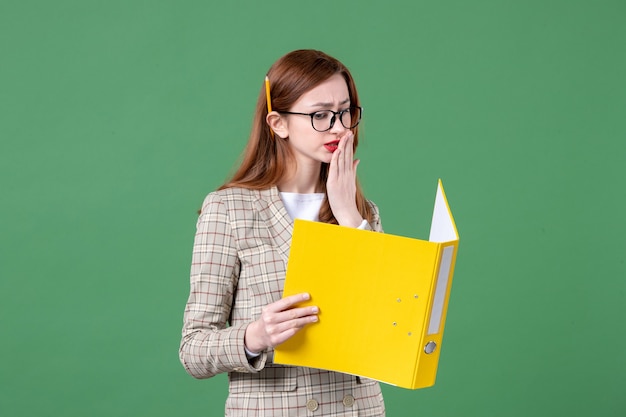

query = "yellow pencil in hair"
[265, 76, 274, 137]
[265, 76, 272, 113]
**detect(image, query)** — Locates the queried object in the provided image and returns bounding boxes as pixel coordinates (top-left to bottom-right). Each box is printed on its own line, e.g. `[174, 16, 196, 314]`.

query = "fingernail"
[311, 316, 318, 322]
[302, 293, 310, 300]
[311, 307, 319, 313]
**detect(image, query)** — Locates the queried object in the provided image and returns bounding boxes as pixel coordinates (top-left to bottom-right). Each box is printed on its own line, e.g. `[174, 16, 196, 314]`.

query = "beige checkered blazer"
[180, 186, 386, 416]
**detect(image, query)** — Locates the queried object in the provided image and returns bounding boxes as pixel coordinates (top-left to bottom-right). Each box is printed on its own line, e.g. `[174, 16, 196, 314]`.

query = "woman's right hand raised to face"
[326, 131, 363, 228]
[244, 293, 319, 354]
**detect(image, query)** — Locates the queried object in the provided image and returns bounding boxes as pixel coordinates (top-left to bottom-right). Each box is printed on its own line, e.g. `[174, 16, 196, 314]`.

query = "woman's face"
[281, 74, 352, 167]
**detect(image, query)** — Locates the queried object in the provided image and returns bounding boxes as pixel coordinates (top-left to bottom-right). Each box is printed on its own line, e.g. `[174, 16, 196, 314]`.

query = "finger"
[261, 304, 317, 337]
[353, 159, 360, 178]
[270, 292, 311, 313]
[268, 314, 319, 346]
[264, 308, 318, 336]
[344, 131, 353, 149]
[344, 133, 354, 171]
[339, 129, 352, 142]
[336, 137, 345, 173]
[328, 145, 340, 181]
[271, 305, 319, 324]
[338, 133, 353, 170]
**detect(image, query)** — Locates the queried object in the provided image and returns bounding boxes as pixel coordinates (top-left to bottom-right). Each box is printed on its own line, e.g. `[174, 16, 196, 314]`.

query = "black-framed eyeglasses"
[278, 106, 362, 132]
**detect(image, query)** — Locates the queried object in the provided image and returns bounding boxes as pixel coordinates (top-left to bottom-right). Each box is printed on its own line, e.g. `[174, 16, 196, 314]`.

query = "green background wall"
[1, 1, 624, 416]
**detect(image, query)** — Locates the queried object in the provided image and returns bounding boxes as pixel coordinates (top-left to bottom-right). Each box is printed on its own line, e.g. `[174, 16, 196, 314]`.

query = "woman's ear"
[266, 111, 289, 139]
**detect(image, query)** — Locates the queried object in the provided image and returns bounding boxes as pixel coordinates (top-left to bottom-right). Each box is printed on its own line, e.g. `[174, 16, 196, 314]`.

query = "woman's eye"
[313, 112, 330, 120]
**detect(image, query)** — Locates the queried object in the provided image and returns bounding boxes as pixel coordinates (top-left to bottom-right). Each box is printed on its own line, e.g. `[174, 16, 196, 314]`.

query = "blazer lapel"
[255, 187, 293, 265]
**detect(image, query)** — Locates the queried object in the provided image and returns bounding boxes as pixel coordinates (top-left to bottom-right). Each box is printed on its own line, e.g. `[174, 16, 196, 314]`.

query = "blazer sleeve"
[363, 200, 384, 233]
[179, 192, 266, 379]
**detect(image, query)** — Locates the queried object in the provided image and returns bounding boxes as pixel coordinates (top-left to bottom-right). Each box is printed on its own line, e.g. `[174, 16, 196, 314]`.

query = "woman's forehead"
[296, 74, 349, 108]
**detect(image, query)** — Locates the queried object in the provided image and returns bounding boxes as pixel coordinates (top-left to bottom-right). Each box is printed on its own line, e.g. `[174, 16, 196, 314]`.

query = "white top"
[280, 192, 325, 221]
[279, 192, 369, 229]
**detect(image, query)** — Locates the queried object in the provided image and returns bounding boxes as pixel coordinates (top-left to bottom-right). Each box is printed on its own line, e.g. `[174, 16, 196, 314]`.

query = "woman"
[180, 49, 385, 416]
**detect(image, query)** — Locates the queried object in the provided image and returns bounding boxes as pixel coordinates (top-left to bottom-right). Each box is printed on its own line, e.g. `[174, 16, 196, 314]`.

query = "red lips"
[324, 140, 339, 152]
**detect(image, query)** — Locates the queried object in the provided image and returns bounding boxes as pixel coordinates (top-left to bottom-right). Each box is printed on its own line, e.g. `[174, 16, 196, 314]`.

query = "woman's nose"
[329, 115, 347, 134]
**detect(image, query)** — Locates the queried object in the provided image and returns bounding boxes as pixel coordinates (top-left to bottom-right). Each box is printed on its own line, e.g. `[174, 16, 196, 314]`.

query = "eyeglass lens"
[312, 107, 361, 131]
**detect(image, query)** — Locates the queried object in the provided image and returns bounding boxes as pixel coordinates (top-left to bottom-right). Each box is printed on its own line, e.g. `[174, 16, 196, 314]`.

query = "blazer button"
[306, 399, 319, 412]
[342, 394, 355, 407]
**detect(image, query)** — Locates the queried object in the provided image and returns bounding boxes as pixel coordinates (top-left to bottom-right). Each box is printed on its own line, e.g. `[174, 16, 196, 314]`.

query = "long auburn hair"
[219, 49, 372, 224]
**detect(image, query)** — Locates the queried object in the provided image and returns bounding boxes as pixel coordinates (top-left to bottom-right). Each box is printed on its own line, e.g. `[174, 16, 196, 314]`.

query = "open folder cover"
[273, 180, 459, 390]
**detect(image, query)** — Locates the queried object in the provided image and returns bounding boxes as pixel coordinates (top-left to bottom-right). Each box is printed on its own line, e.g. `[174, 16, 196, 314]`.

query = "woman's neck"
[277, 161, 322, 194]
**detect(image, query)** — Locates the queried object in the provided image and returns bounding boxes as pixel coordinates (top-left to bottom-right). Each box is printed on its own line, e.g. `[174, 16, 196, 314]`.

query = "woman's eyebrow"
[309, 98, 351, 108]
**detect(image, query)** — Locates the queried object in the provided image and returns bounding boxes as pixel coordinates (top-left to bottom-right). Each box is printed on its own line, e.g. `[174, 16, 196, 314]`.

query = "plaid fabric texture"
[180, 187, 385, 416]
